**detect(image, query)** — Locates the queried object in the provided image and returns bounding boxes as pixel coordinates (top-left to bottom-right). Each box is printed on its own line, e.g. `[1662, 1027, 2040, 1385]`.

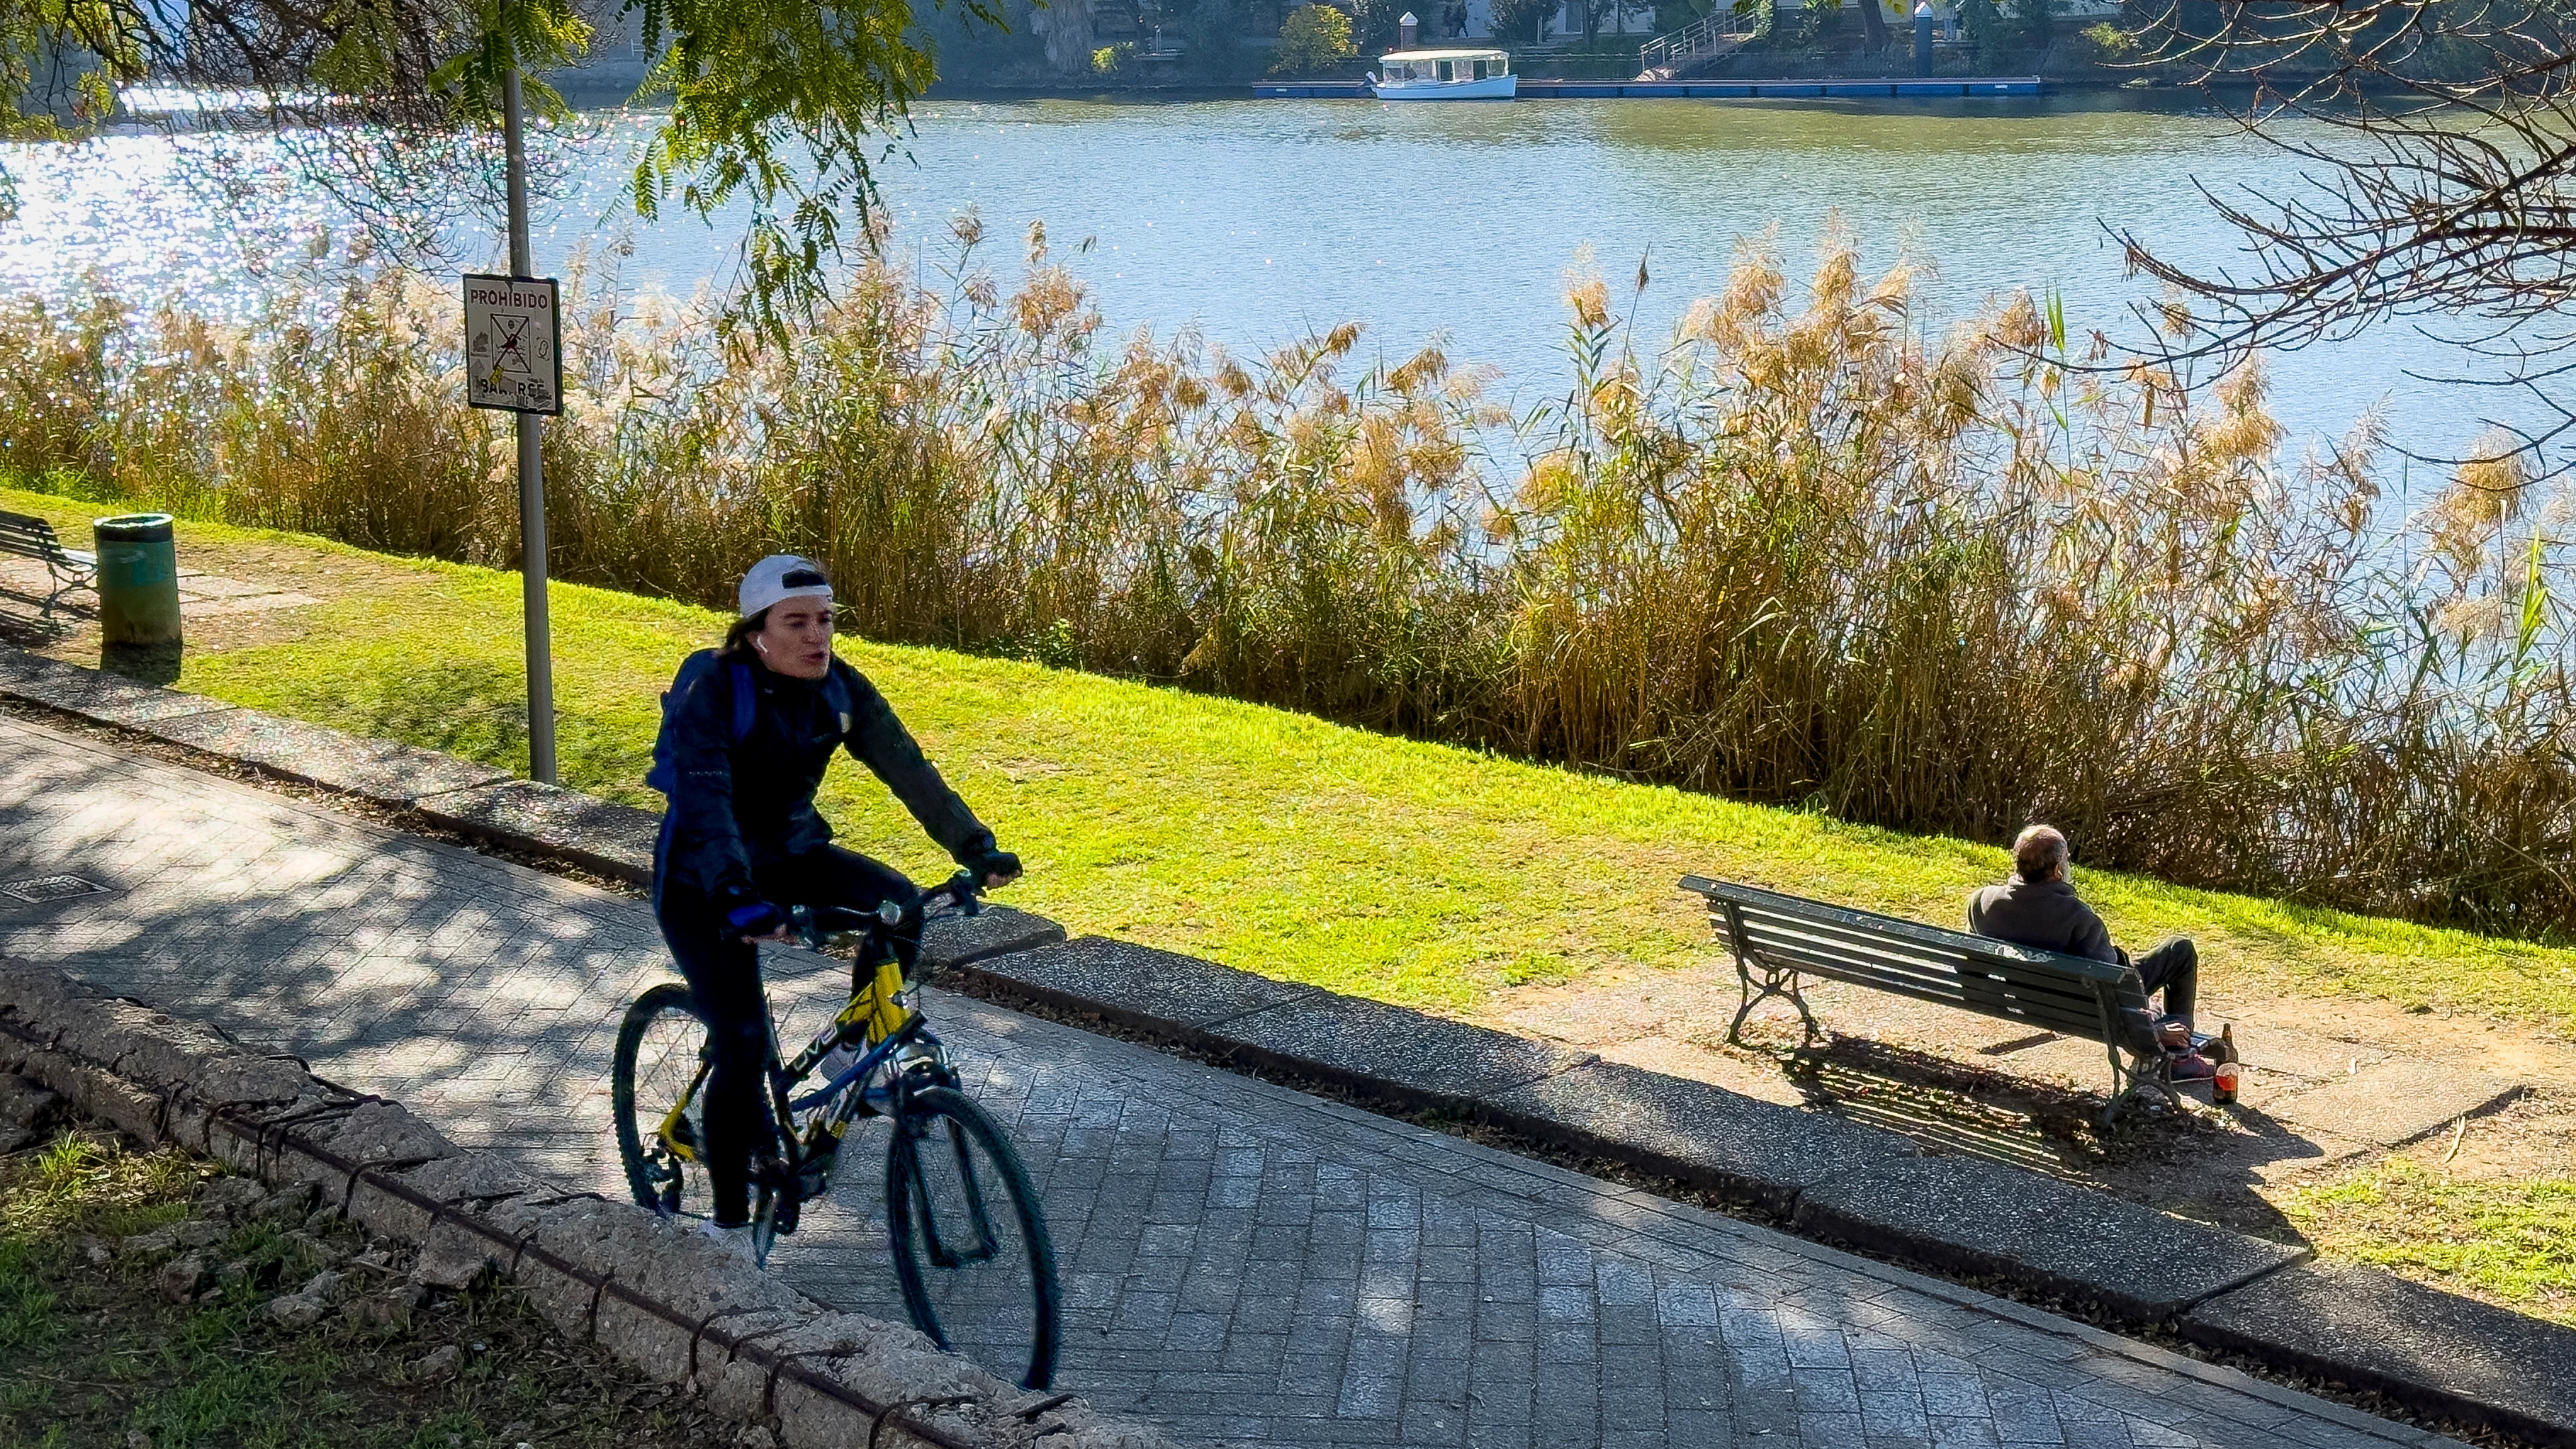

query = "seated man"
[1967, 824, 2198, 1031]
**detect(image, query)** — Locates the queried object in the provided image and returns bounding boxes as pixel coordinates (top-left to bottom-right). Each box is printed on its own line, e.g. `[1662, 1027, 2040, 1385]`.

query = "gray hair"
[2013, 825, 2070, 882]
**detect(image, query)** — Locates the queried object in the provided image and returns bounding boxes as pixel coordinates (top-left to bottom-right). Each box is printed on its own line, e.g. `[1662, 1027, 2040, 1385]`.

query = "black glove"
[726, 901, 788, 939]
[968, 849, 1022, 887]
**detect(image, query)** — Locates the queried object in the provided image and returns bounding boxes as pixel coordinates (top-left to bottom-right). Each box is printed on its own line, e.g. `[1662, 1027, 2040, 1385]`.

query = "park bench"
[1680, 874, 2207, 1122]
[0, 510, 96, 616]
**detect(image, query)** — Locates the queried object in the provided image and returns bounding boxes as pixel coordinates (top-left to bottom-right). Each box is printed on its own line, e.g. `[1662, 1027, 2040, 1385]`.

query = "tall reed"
[1, 218, 2566, 939]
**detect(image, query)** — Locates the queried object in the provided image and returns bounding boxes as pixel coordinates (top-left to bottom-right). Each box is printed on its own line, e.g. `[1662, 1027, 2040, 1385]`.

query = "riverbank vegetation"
[1, 220, 2568, 940]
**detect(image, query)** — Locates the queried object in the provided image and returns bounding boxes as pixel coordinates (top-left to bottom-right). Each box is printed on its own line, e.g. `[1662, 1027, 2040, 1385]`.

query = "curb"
[7, 643, 2570, 1445]
[0, 955, 1180, 1449]
[2182, 1263, 2576, 1449]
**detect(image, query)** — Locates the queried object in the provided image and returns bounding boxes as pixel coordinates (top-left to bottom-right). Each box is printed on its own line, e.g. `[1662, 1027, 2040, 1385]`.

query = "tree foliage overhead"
[2127, 0, 2576, 468]
[0, 0, 984, 334]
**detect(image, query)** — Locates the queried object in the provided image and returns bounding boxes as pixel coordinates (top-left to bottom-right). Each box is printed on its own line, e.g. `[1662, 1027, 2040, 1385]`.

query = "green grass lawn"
[2283, 1157, 2576, 1326]
[8, 483, 2572, 1032]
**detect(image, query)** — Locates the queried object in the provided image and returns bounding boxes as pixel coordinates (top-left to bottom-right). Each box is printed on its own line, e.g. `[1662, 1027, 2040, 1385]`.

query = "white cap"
[738, 554, 833, 619]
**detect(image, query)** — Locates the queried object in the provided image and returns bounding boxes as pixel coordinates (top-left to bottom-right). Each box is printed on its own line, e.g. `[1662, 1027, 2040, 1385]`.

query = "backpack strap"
[729, 662, 757, 746]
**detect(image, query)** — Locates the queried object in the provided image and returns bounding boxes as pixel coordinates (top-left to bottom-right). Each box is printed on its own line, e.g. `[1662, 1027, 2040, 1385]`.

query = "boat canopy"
[1378, 47, 1510, 62]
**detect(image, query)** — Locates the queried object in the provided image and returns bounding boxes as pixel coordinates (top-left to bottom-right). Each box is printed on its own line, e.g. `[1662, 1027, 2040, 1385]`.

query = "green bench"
[0, 510, 97, 617]
[1680, 874, 2206, 1122]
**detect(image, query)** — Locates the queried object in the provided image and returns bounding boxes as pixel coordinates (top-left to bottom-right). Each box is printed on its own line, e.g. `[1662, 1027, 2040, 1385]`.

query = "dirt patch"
[2430, 1093, 2576, 1184]
[1, 1090, 743, 1449]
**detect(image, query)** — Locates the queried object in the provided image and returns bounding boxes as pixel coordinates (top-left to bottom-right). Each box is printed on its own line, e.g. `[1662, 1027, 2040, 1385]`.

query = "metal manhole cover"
[2, 874, 108, 904]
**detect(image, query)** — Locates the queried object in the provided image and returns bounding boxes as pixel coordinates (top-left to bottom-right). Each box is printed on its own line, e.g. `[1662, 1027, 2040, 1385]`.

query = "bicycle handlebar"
[789, 869, 985, 950]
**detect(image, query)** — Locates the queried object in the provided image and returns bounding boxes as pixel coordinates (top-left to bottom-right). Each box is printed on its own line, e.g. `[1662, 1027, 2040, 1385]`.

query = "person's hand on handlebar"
[967, 848, 1022, 890]
[726, 900, 792, 944]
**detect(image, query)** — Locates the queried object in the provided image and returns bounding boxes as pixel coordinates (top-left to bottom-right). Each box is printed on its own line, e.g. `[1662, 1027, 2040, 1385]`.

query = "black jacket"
[1964, 877, 2117, 964]
[653, 649, 993, 908]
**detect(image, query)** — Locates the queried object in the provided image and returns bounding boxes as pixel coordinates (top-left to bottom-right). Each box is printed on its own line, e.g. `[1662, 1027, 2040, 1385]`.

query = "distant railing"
[1635, 13, 1755, 76]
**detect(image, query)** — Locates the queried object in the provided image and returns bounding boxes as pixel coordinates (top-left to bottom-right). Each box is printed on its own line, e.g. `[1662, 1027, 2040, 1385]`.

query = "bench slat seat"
[1680, 874, 2194, 1122]
[0, 510, 98, 617]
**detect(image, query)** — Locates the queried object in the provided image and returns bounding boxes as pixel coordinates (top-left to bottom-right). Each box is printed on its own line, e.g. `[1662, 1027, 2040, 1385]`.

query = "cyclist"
[648, 553, 1021, 1253]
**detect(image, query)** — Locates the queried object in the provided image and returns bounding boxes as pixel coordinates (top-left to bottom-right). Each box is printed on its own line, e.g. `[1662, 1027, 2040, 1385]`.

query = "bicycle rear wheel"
[884, 1086, 1061, 1389]
[612, 983, 717, 1220]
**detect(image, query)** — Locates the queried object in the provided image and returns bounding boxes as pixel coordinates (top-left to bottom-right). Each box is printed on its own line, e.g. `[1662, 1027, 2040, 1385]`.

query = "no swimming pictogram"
[463, 273, 564, 415]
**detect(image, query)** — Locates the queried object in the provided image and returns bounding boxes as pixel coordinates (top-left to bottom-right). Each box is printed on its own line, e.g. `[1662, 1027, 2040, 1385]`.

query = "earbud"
[754, 638, 768, 653]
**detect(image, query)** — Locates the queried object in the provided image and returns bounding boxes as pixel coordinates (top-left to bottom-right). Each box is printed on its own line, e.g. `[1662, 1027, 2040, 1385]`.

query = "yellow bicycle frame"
[658, 952, 916, 1161]
[852, 954, 911, 1046]
[656, 1061, 710, 1161]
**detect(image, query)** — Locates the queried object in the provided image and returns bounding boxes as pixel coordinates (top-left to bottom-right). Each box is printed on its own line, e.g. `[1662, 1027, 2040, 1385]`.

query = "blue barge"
[1253, 76, 2042, 98]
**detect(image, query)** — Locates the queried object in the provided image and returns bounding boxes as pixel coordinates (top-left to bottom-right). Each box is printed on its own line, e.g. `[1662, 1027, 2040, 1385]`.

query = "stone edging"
[5, 643, 2571, 1446]
[0, 955, 1179, 1449]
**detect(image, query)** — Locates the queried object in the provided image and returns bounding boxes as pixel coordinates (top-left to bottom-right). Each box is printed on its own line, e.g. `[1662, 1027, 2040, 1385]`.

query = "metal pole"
[501, 60, 558, 785]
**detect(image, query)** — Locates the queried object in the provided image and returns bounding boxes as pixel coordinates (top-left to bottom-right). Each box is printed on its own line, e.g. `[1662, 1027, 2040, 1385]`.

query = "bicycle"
[610, 870, 1062, 1389]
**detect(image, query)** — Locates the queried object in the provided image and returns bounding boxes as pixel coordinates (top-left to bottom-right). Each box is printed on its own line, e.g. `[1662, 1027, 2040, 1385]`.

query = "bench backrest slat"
[1731, 925, 2110, 1037]
[0, 511, 72, 562]
[1732, 906, 1992, 983]
[1684, 873, 2136, 1047]
[1734, 927, 1970, 1000]
[1687, 874, 2130, 982]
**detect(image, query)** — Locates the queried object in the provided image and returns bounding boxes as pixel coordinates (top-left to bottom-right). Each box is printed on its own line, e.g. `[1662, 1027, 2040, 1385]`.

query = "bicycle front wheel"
[884, 1086, 1061, 1389]
[612, 982, 716, 1221]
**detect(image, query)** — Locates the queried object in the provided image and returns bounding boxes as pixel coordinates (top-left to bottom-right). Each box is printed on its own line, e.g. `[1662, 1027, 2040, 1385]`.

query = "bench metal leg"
[2100, 1040, 2181, 1129]
[1728, 954, 1823, 1047]
[38, 562, 91, 619]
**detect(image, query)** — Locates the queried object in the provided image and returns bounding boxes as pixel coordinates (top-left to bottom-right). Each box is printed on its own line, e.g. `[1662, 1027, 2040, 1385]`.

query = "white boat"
[1371, 47, 1516, 100]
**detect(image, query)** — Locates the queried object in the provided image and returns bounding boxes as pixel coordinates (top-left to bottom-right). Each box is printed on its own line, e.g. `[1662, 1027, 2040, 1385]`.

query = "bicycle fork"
[894, 1115, 1003, 1268]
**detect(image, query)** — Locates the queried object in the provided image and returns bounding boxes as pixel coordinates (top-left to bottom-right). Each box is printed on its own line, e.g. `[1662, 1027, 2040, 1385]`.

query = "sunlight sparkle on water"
[0, 96, 2534, 465]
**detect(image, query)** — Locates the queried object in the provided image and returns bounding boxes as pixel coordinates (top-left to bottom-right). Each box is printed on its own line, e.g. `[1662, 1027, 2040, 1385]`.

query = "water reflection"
[0, 91, 2530, 473]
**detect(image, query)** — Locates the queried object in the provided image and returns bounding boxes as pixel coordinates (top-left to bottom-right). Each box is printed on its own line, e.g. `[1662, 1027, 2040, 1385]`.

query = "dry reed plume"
[2, 218, 2567, 939]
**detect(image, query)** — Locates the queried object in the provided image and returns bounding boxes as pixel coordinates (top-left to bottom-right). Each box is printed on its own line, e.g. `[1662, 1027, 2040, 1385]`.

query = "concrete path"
[0, 711, 2459, 1449]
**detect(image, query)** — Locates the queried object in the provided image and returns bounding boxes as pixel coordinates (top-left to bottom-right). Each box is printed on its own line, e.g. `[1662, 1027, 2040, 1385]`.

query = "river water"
[0, 92, 2533, 473]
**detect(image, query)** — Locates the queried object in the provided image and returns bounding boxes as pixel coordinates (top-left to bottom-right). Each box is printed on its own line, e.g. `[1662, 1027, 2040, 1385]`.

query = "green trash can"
[93, 513, 183, 648]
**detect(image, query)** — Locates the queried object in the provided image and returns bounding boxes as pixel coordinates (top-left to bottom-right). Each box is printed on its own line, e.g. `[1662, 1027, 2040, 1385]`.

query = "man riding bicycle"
[648, 554, 1020, 1253]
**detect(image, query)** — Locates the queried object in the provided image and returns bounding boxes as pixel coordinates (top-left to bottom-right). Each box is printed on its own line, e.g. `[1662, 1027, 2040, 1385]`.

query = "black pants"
[2121, 937, 2198, 1031]
[654, 845, 916, 1227]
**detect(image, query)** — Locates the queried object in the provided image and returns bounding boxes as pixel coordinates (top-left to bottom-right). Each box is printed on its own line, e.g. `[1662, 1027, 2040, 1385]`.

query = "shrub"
[1272, 3, 1356, 74]
[3, 220, 2568, 940]
[2079, 19, 2131, 57]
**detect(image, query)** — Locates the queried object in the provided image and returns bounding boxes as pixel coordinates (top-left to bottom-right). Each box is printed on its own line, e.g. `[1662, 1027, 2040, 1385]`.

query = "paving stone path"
[0, 712, 2459, 1449]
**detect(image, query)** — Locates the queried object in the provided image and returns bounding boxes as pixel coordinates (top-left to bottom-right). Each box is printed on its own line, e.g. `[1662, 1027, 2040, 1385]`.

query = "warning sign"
[463, 274, 564, 415]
